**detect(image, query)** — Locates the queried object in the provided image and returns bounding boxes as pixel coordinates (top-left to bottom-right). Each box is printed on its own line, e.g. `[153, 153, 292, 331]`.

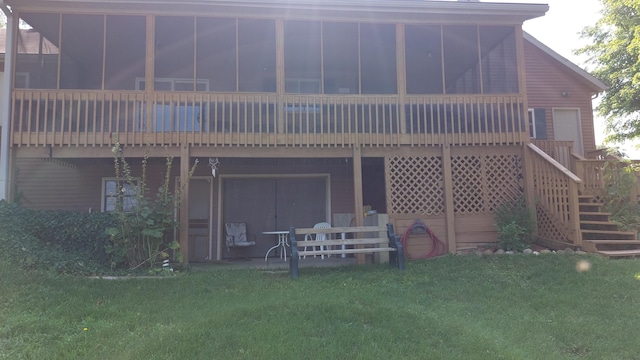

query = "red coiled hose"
[401, 219, 446, 259]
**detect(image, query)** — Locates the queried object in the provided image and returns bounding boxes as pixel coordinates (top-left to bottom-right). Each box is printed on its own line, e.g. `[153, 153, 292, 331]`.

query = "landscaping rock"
[576, 250, 587, 255]
[523, 248, 533, 255]
[484, 249, 494, 255]
[564, 248, 575, 255]
[495, 249, 506, 255]
[540, 249, 552, 254]
[533, 251, 540, 255]
[505, 250, 515, 255]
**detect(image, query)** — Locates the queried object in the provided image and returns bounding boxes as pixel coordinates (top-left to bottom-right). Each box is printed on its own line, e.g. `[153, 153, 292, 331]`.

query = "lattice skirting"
[386, 146, 525, 253]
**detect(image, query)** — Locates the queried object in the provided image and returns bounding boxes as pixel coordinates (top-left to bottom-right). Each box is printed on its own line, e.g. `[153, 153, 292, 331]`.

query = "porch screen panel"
[196, 17, 237, 92]
[479, 26, 518, 94]
[323, 22, 359, 95]
[105, 15, 146, 91]
[238, 19, 276, 93]
[16, 13, 60, 89]
[284, 21, 321, 94]
[405, 25, 443, 94]
[443, 26, 480, 94]
[360, 23, 397, 94]
[60, 14, 104, 90]
[155, 16, 196, 91]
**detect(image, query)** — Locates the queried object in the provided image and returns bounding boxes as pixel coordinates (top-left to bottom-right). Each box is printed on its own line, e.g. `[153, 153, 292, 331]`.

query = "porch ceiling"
[8, 0, 548, 25]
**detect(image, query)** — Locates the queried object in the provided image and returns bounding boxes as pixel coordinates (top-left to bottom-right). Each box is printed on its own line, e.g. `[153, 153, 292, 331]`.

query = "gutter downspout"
[0, 1, 13, 201]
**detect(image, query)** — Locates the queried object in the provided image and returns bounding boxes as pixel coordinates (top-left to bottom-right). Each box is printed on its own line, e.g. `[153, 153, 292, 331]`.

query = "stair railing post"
[568, 180, 583, 248]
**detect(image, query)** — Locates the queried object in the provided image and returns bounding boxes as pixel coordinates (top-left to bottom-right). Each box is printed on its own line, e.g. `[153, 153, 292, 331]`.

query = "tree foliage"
[579, 0, 640, 143]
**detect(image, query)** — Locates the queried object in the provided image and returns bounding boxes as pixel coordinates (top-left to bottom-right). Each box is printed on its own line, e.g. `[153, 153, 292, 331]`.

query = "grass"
[1, 254, 640, 359]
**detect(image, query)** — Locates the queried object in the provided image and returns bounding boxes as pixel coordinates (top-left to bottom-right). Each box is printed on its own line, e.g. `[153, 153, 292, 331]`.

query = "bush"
[602, 161, 640, 234]
[0, 201, 115, 275]
[494, 197, 536, 251]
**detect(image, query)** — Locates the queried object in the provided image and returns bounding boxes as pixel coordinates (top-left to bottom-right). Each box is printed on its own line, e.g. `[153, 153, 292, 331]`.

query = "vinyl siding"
[524, 41, 599, 154]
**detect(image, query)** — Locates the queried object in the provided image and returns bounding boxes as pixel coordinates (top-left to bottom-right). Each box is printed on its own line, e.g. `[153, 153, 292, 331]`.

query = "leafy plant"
[494, 196, 536, 251]
[105, 144, 197, 270]
[602, 160, 640, 234]
[0, 201, 114, 274]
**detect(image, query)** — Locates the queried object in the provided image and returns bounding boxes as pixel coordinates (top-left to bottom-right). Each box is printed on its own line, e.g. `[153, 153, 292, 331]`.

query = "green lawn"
[1, 254, 639, 360]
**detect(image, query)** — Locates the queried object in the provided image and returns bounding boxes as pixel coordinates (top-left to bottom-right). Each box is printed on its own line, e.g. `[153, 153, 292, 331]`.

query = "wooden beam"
[442, 144, 456, 253]
[352, 146, 365, 264]
[179, 145, 191, 264]
[521, 143, 537, 237]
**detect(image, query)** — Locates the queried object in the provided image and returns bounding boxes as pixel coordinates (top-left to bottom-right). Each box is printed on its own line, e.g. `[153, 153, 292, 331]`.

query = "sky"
[492, 0, 640, 158]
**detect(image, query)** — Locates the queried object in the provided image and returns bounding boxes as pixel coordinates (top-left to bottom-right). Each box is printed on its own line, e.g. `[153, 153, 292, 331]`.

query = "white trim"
[528, 108, 536, 139]
[216, 173, 331, 261]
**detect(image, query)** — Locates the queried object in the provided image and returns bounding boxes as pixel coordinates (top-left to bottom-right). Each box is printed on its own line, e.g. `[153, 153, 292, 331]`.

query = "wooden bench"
[288, 224, 405, 279]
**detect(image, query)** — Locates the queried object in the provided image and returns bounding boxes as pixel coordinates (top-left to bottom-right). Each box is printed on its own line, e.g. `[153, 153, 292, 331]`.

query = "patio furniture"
[304, 222, 332, 259]
[225, 222, 256, 258]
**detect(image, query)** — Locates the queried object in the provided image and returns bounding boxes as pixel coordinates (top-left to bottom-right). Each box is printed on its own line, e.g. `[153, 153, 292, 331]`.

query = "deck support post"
[442, 144, 456, 253]
[0, 9, 14, 201]
[352, 146, 365, 264]
[179, 145, 191, 264]
[522, 144, 538, 237]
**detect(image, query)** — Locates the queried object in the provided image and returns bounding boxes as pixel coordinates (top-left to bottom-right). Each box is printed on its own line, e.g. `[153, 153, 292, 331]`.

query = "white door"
[552, 108, 583, 156]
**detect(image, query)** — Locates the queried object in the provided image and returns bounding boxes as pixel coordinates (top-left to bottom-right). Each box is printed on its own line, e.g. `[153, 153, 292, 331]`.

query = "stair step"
[578, 196, 603, 204]
[597, 249, 640, 258]
[579, 204, 602, 211]
[580, 220, 620, 226]
[585, 240, 640, 245]
[579, 212, 612, 221]
[582, 229, 637, 241]
[581, 229, 636, 236]
[579, 211, 613, 216]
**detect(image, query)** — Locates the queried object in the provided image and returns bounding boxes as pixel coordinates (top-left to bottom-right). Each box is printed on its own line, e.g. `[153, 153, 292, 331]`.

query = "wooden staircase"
[579, 195, 640, 257]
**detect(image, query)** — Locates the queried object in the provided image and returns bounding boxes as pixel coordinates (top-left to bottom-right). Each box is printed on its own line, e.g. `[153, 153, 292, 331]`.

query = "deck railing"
[11, 90, 527, 148]
[531, 140, 574, 169]
[574, 158, 640, 202]
[528, 143, 582, 247]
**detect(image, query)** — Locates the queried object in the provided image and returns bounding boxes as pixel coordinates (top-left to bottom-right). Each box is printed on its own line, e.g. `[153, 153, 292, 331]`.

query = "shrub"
[494, 197, 536, 251]
[0, 201, 114, 274]
[602, 161, 640, 234]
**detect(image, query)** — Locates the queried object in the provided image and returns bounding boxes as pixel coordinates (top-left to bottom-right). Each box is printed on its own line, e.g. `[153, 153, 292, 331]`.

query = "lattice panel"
[485, 154, 524, 212]
[386, 155, 444, 215]
[452, 153, 524, 214]
[451, 155, 484, 214]
[536, 205, 572, 241]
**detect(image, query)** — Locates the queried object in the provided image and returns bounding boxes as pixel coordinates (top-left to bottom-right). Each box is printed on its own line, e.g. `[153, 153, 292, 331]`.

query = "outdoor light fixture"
[209, 158, 219, 177]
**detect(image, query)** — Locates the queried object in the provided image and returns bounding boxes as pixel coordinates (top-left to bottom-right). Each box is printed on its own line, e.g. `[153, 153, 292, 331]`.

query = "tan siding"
[15, 157, 181, 211]
[524, 41, 598, 154]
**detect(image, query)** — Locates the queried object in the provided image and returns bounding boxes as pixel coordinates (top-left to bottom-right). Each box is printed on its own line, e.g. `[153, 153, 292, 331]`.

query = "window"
[529, 108, 547, 139]
[102, 178, 140, 212]
[14, 72, 30, 89]
[135, 78, 206, 131]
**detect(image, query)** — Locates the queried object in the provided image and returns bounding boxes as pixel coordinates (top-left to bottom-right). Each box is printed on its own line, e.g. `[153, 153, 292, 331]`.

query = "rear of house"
[1, 0, 635, 262]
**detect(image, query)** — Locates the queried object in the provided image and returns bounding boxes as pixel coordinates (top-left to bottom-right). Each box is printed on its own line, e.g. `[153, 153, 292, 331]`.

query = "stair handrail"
[527, 143, 583, 248]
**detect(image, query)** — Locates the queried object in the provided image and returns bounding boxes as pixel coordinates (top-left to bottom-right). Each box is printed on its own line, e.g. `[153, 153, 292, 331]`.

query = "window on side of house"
[102, 178, 140, 212]
[528, 108, 547, 139]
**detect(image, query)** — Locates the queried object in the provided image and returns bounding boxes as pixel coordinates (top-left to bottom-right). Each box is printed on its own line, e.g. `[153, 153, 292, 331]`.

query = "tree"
[579, 0, 640, 144]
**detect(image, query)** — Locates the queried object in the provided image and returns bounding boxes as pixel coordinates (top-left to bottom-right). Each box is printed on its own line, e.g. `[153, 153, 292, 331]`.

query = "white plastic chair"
[304, 222, 331, 259]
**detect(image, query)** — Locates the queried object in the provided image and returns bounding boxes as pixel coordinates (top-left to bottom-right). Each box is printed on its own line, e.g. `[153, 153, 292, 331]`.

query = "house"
[0, 0, 635, 263]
